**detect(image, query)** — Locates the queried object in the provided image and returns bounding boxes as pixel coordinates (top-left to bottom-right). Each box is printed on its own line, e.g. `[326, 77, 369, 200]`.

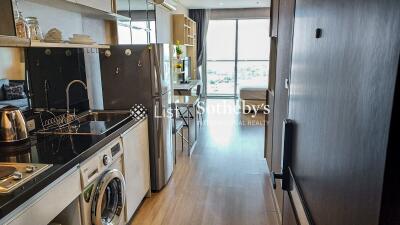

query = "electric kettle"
[0, 106, 29, 144]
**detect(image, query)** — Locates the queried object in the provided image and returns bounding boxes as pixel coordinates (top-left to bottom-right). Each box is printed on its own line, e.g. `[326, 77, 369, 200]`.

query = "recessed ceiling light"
[219, 2, 224, 6]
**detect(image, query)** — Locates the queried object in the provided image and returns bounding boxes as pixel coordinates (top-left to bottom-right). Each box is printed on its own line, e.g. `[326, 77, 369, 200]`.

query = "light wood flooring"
[130, 99, 279, 225]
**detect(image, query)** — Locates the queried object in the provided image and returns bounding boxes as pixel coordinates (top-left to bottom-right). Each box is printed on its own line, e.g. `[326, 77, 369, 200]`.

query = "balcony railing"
[207, 60, 269, 97]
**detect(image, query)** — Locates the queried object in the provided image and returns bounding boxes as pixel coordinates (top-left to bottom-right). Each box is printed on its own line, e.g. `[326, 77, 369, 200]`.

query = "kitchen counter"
[0, 115, 143, 220]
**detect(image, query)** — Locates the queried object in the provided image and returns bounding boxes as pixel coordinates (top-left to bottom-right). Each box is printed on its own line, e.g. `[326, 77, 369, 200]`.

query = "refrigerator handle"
[154, 99, 162, 158]
[272, 119, 294, 191]
[150, 45, 161, 96]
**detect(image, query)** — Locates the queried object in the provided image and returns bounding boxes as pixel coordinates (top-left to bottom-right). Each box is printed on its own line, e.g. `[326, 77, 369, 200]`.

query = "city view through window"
[207, 19, 270, 97]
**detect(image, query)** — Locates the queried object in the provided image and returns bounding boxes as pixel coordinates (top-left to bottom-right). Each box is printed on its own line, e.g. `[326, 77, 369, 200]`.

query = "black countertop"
[0, 116, 142, 220]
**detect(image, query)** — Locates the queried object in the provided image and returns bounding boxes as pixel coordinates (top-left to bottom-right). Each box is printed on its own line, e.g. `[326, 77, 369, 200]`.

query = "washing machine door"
[91, 169, 126, 225]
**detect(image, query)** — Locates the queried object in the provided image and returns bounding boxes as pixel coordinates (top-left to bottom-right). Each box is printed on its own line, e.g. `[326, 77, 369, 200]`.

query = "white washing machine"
[80, 139, 126, 225]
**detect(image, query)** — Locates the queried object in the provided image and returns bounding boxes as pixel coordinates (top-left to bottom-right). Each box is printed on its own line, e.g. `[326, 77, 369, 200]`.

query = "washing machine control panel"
[80, 139, 123, 188]
[111, 143, 122, 157]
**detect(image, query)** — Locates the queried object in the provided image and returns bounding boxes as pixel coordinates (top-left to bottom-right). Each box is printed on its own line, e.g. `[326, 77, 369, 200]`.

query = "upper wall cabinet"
[115, 0, 129, 15]
[76, 0, 113, 13]
[22, 0, 126, 21]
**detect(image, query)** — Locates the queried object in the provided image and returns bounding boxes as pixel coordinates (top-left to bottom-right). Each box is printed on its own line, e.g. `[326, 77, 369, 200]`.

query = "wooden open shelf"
[173, 14, 197, 46]
[0, 36, 30, 47]
[30, 41, 110, 49]
[0, 36, 110, 49]
[172, 14, 198, 79]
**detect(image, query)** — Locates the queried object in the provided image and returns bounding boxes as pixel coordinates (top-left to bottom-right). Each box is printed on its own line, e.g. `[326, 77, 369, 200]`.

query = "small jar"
[25, 17, 43, 41]
[15, 11, 30, 39]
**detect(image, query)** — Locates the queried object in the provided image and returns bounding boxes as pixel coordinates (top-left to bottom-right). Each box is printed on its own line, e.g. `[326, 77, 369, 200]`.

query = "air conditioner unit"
[152, 0, 177, 11]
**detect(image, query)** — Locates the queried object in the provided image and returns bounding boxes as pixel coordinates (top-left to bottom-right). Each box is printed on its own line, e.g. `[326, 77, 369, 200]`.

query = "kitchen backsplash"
[26, 48, 89, 111]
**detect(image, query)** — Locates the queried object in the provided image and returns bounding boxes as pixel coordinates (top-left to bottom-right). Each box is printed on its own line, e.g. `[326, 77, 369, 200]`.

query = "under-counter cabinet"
[121, 118, 151, 221]
[1, 167, 81, 225]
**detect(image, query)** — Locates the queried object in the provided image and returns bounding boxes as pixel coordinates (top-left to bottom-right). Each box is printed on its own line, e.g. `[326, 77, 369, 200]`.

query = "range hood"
[0, 0, 30, 47]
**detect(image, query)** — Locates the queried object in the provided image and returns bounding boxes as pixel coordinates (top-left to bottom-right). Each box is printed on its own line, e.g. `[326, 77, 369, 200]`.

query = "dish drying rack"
[39, 111, 80, 131]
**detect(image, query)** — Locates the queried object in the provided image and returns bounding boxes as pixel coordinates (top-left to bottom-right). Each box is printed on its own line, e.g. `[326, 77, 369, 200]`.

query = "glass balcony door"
[206, 20, 237, 97]
[237, 19, 270, 94]
[206, 19, 270, 97]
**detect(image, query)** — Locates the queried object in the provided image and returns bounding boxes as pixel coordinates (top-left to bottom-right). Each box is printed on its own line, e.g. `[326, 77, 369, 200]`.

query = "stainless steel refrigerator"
[99, 44, 173, 191]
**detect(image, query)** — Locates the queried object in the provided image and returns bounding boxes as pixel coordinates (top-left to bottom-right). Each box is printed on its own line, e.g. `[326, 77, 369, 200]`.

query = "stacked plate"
[68, 34, 95, 44]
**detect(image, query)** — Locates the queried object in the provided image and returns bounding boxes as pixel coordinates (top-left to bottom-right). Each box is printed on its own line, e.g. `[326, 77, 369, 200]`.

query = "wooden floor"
[130, 99, 279, 225]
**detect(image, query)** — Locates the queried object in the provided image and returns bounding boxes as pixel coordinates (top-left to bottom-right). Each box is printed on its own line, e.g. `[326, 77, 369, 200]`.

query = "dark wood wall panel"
[287, 0, 400, 224]
[379, 56, 400, 225]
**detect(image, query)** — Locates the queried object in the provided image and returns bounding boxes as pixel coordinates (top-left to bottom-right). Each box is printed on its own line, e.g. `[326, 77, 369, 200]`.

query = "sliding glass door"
[206, 19, 270, 97]
[237, 19, 270, 94]
[206, 20, 237, 96]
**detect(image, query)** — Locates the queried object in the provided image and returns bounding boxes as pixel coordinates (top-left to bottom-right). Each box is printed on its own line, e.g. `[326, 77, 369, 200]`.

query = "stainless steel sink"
[36, 110, 133, 136]
[76, 111, 132, 123]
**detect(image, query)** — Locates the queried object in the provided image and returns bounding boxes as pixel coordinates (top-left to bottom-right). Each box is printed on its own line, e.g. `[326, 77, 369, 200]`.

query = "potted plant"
[175, 63, 183, 73]
[175, 41, 183, 59]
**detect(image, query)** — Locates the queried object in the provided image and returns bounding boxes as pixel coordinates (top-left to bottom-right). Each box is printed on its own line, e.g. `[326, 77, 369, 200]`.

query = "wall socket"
[27, 119, 36, 132]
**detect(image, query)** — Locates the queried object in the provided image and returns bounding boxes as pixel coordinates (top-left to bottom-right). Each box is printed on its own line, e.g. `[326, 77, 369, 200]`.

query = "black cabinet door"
[283, 0, 400, 224]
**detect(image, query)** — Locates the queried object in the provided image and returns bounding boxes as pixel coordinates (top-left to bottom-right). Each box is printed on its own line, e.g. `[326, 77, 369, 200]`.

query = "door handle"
[271, 119, 295, 191]
[272, 172, 283, 189]
[285, 78, 290, 89]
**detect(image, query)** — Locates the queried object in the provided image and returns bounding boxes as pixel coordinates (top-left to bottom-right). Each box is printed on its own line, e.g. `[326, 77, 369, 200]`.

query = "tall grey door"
[270, 0, 296, 217]
[281, 0, 400, 224]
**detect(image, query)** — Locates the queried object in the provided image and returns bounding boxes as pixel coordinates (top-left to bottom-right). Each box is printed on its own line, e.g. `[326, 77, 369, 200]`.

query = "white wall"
[84, 50, 104, 110]
[155, 1, 188, 44]
[0, 48, 25, 80]
[155, 6, 173, 44]
[175, 2, 189, 15]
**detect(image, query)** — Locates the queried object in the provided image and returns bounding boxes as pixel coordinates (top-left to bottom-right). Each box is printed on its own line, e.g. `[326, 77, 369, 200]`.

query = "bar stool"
[193, 84, 204, 126]
[173, 117, 189, 163]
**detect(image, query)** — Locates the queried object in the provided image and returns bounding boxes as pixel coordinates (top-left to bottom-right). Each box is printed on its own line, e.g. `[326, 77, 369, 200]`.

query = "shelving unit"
[173, 14, 197, 79]
[173, 14, 197, 46]
[0, 0, 119, 49]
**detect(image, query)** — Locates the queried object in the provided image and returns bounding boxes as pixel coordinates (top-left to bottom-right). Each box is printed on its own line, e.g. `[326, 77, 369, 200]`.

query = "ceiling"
[177, 0, 270, 9]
